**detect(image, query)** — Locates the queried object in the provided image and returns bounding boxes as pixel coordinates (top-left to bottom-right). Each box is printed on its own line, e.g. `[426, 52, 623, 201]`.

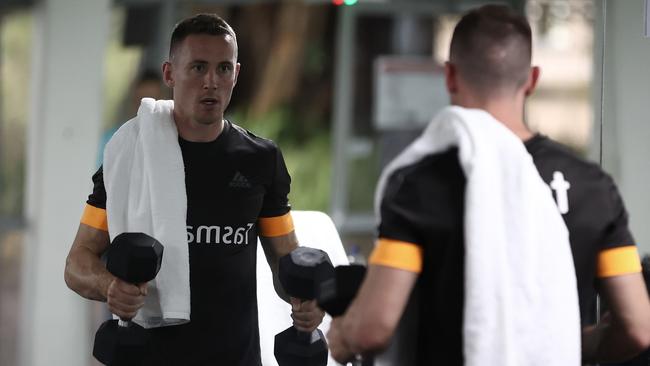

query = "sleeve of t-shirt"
[80, 167, 108, 231]
[258, 145, 293, 238]
[368, 171, 424, 274]
[597, 174, 641, 278]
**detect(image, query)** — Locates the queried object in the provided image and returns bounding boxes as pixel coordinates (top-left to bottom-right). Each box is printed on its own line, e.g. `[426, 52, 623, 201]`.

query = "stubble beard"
[194, 108, 224, 126]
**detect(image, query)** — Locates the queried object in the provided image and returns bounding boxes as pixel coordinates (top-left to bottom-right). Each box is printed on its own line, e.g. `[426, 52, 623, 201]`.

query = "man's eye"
[219, 64, 233, 73]
[192, 64, 206, 72]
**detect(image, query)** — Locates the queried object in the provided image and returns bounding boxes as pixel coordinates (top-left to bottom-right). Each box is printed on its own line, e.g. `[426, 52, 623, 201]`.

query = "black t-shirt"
[376, 148, 466, 365]
[87, 121, 291, 366]
[373, 136, 638, 365]
[525, 134, 635, 325]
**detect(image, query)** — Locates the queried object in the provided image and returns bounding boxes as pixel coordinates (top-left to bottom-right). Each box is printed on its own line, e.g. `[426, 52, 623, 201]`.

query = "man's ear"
[524, 66, 540, 97]
[234, 62, 241, 86]
[444, 62, 458, 95]
[162, 61, 175, 88]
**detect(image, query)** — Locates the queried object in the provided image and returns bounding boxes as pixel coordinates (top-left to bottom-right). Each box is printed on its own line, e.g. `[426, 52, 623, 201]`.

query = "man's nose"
[203, 71, 217, 90]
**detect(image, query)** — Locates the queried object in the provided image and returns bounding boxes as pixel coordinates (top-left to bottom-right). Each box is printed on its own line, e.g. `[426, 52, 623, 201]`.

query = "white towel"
[103, 98, 190, 328]
[375, 106, 580, 366]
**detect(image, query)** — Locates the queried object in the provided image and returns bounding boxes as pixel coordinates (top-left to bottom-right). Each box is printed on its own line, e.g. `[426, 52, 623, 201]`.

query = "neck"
[454, 92, 533, 141]
[173, 111, 225, 142]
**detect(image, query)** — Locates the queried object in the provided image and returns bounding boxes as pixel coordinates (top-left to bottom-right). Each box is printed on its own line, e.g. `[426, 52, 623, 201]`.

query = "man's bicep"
[599, 273, 650, 327]
[348, 264, 419, 336]
[75, 203, 110, 255]
[258, 211, 297, 260]
[64, 223, 111, 301]
[71, 223, 110, 256]
[364, 263, 418, 305]
[259, 231, 299, 262]
[259, 231, 298, 302]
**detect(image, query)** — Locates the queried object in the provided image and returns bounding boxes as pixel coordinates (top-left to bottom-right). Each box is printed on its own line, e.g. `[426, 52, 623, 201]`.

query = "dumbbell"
[316, 264, 370, 366]
[275, 247, 334, 366]
[316, 264, 366, 317]
[93, 232, 164, 366]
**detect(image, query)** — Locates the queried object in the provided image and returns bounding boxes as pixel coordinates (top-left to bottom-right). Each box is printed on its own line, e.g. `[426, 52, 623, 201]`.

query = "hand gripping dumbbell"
[93, 232, 164, 366]
[274, 247, 335, 366]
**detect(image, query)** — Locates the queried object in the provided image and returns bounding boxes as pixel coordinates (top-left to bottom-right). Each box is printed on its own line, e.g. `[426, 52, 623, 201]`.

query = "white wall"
[20, 0, 109, 365]
[595, 0, 650, 256]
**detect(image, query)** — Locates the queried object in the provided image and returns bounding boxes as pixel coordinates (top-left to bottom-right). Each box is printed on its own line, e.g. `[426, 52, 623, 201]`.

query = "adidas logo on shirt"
[229, 171, 252, 189]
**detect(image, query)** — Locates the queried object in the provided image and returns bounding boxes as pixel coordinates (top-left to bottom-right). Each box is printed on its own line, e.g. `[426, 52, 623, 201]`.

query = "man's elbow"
[356, 329, 392, 353]
[626, 323, 650, 353]
[63, 251, 86, 296]
[63, 254, 76, 291]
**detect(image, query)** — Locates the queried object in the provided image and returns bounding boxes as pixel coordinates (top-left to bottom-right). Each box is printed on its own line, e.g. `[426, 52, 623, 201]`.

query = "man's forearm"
[271, 264, 290, 303]
[260, 232, 299, 303]
[583, 322, 647, 363]
[64, 247, 113, 302]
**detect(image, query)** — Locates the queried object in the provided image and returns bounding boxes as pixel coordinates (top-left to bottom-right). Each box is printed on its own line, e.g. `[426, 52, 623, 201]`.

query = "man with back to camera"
[64, 14, 324, 365]
[327, 4, 650, 365]
[454, 4, 650, 363]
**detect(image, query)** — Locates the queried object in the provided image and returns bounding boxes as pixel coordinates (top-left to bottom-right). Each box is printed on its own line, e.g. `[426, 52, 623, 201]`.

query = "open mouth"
[200, 98, 218, 106]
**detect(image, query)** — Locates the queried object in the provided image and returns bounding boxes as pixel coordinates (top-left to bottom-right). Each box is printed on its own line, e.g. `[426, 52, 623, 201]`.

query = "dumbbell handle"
[108, 278, 144, 329]
[335, 355, 363, 366]
[294, 328, 321, 343]
[290, 297, 323, 343]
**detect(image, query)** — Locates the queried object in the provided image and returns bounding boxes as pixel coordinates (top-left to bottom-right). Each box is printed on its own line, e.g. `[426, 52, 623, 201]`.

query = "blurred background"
[0, 0, 649, 364]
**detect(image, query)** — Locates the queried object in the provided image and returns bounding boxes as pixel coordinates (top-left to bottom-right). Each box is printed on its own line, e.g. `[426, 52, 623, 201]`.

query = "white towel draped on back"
[103, 98, 190, 328]
[375, 106, 580, 366]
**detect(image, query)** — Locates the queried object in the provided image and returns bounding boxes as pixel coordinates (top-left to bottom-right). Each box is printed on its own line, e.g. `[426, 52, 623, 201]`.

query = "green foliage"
[347, 153, 379, 213]
[0, 8, 335, 216]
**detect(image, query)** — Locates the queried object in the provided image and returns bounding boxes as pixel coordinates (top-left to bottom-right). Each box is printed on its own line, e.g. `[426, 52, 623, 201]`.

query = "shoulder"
[527, 135, 613, 186]
[527, 135, 594, 169]
[228, 121, 281, 155]
[383, 148, 464, 208]
[379, 148, 465, 243]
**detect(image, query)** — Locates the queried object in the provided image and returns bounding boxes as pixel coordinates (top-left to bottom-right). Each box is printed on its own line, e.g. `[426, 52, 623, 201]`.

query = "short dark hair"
[450, 4, 532, 95]
[169, 13, 237, 59]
